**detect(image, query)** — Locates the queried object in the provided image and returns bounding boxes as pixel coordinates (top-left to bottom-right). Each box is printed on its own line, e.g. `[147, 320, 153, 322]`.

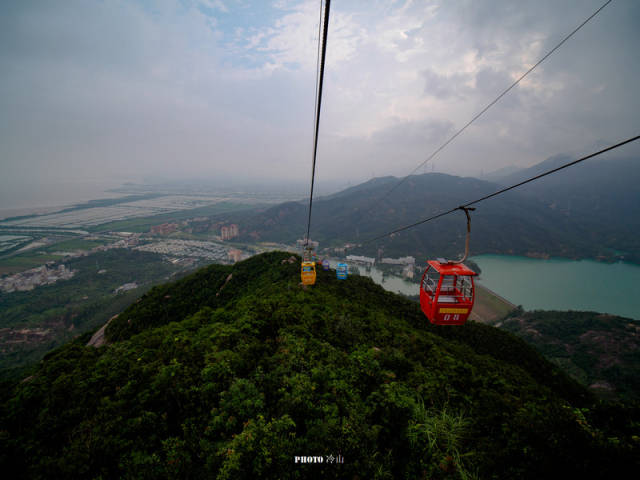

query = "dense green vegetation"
[499, 310, 640, 403]
[496, 156, 640, 263]
[2, 252, 638, 478]
[0, 250, 182, 378]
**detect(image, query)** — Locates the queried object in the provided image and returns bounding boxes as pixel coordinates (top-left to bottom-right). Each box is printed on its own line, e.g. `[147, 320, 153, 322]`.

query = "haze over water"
[471, 255, 640, 320]
[0, 180, 126, 219]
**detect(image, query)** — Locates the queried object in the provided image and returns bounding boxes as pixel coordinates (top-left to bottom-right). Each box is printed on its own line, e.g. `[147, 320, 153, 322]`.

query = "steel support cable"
[363, 134, 640, 244]
[375, 0, 613, 204]
[312, 0, 323, 145]
[305, 0, 331, 248]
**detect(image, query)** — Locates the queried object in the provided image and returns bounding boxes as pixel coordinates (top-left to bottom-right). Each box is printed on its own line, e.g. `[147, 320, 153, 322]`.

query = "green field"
[471, 283, 516, 324]
[0, 238, 104, 275]
[41, 239, 104, 253]
[0, 253, 63, 275]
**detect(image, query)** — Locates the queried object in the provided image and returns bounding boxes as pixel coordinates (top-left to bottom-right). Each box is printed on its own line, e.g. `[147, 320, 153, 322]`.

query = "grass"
[471, 283, 515, 324]
[41, 239, 104, 253]
[88, 217, 168, 233]
[0, 238, 104, 275]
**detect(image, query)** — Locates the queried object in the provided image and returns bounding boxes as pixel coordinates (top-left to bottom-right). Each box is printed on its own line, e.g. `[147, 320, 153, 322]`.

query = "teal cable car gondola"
[336, 263, 348, 280]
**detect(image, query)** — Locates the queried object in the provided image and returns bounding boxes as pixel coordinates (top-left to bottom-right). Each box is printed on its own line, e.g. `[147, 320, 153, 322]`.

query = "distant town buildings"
[0, 264, 76, 292]
[136, 239, 236, 262]
[297, 238, 319, 249]
[402, 264, 415, 279]
[227, 249, 244, 263]
[346, 255, 376, 266]
[150, 223, 178, 235]
[380, 256, 415, 266]
[182, 217, 215, 234]
[93, 234, 139, 251]
[221, 224, 239, 240]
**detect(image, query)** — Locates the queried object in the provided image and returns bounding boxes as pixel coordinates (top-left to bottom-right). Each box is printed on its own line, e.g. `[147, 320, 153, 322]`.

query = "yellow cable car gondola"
[301, 261, 316, 285]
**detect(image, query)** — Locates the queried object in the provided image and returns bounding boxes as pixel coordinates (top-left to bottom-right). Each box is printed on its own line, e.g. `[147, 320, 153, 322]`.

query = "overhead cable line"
[304, 0, 331, 247]
[364, 134, 640, 244]
[376, 0, 612, 203]
[312, 0, 323, 144]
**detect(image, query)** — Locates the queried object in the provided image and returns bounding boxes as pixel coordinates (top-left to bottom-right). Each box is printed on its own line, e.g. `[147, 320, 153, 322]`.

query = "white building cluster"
[115, 282, 138, 293]
[0, 264, 76, 292]
[297, 238, 319, 249]
[135, 239, 230, 261]
[380, 256, 415, 266]
[346, 255, 376, 266]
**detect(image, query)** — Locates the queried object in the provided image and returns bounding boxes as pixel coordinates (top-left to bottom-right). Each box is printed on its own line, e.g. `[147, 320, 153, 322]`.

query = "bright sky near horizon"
[1, 0, 639, 196]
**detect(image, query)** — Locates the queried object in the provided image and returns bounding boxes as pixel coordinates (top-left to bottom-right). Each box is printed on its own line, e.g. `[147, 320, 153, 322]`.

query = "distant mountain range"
[492, 155, 640, 243]
[236, 156, 640, 263]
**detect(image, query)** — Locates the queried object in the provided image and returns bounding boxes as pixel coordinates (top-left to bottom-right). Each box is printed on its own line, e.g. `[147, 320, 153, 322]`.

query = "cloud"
[1, 0, 639, 199]
[422, 69, 469, 99]
[200, 0, 229, 13]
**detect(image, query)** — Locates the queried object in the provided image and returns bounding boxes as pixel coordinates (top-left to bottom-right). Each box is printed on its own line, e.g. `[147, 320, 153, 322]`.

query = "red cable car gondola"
[419, 207, 477, 325]
[420, 260, 476, 325]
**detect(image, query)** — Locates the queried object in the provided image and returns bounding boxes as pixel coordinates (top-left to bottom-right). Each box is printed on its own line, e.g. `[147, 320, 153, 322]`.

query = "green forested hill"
[1, 252, 638, 479]
[236, 171, 639, 263]
[0, 249, 183, 380]
[493, 156, 640, 262]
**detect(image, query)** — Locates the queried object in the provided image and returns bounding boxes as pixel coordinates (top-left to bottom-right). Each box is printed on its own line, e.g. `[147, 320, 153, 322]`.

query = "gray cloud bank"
[1, 0, 639, 203]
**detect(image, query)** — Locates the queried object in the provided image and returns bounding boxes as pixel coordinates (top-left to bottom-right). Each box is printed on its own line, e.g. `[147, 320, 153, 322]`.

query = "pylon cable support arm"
[452, 207, 475, 264]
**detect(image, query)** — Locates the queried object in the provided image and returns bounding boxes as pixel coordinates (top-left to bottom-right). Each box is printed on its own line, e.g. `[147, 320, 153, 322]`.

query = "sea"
[0, 180, 127, 220]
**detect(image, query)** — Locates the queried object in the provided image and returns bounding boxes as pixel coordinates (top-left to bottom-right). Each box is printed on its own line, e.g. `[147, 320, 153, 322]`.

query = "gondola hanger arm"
[452, 207, 475, 265]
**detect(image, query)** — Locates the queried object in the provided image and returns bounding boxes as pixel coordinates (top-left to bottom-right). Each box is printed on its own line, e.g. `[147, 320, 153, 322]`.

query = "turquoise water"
[471, 255, 640, 320]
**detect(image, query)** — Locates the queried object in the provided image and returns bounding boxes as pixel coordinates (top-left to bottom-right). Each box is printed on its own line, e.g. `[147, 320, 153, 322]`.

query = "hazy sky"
[1, 0, 639, 195]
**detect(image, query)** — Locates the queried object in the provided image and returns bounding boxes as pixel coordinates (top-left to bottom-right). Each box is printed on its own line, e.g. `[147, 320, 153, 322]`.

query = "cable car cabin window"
[302, 266, 313, 272]
[422, 269, 440, 297]
[440, 275, 455, 294]
[456, 275, 473, 301]
[437, 275, 457, 303]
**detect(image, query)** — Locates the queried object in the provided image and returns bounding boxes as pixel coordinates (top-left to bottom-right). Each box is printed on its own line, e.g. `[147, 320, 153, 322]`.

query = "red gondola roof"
[427, 260, 477, 276]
